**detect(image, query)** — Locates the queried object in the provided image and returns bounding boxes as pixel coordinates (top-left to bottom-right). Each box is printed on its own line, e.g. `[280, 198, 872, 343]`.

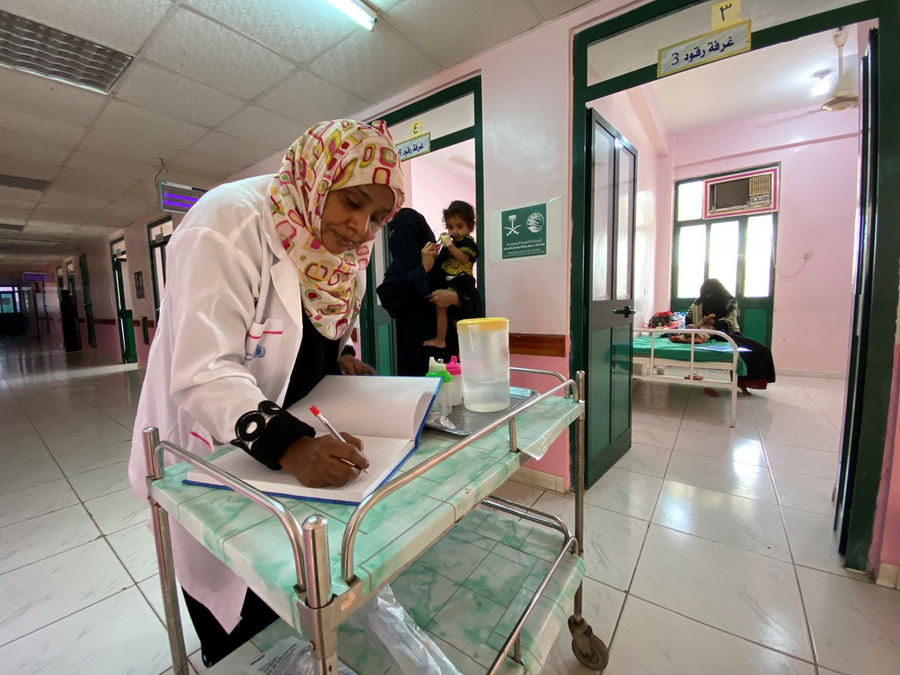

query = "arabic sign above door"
[396, 133, 431, 161]
[501, 202, 547, 260]
[657, 20, 751, 78]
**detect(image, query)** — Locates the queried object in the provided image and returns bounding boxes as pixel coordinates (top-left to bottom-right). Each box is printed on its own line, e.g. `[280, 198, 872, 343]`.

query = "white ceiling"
[0, 0, 596, 273]
[650, 27, 860, 134]
[414, 138, 477, 182]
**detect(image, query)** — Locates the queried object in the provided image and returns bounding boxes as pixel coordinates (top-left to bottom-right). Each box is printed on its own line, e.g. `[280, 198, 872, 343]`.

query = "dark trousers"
[182, 587, 278, 666]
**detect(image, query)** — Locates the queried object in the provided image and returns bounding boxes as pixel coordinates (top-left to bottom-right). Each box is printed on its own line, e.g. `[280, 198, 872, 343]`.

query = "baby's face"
[445, 215, 473, 240]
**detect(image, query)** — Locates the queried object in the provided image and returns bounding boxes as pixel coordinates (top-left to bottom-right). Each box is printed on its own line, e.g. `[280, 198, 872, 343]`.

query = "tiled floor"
[1, 341, 898, 674]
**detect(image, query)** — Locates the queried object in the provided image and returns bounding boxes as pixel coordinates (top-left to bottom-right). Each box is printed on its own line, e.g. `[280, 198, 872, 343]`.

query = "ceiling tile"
[79, 129, 180, 165]
[114, 61, 244, 127]
[218, 106, 302, 151]
[307, 21, 440, 103]
[94, 100, 208, 150]
[0, 61, 106, 126]
[0, 156, 60, 181]
[530, 0, 593, 20]
[0, 106, 86, 147]
[52, 168, 137, 194]
[144, 9, 295, 100]
[39, 193, 109, 211]
[257, 70, 368, 125]
[0, 186, 42, 202]
[0, 198, 37, 212]
[110, 189, 158, 210]
[184, 0, 357, 64]
[187, 132, 276, 173]
[1, 0, 172, 54]
[69, 224, 122, 238]
[22, 223, 79, 237]
[0, 132, 72, 166]
[0, 215, 29, 226]
[161, 152, 233, 187]
[385, 0, 541, 68]
[89, 205, 155, 228]
[66, 151, 158, 183]
[29, 203, 101, 226]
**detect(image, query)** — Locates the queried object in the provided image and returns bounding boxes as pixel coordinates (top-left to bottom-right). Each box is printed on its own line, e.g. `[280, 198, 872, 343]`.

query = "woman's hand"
[700, 314, 716, 328]
[427, 289, 461, 309]
[421, 242, 438, 273]
[338, 354, 375, 375]
[279, 433, 369, 487]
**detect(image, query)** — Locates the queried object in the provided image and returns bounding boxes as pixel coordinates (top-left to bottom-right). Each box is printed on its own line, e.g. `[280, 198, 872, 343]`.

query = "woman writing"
[688, 278, 776, 394]
[127, 120, 404, 665]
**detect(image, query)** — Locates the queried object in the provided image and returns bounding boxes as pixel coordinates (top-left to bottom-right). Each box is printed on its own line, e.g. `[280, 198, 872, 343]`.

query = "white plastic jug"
[457, 318, 510, 412]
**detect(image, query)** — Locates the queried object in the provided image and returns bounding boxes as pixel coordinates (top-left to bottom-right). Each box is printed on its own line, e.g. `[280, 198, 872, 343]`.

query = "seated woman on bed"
[687, 278, 776, 395]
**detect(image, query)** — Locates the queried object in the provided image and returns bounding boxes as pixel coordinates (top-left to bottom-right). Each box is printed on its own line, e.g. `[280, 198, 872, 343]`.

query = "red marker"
[310, 406, 369, 474]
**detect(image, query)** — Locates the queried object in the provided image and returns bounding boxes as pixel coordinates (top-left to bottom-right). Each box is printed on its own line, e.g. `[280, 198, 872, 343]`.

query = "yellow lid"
[457, 317, 509, 331]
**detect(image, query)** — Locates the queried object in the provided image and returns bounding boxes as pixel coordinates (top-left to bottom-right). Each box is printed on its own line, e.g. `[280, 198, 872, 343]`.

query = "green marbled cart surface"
[153, 395, 582, 673]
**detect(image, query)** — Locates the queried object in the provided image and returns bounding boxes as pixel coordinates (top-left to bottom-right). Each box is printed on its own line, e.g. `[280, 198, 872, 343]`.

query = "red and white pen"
[309, 406, 369, 474]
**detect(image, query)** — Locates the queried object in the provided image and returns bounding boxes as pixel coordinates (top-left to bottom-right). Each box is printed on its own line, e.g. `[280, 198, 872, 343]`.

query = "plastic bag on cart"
[243, 636, 357, 675]
[348, 585, 462, 675]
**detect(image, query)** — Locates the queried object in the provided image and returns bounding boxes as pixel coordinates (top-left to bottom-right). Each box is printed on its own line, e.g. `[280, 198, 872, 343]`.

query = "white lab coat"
[128, 175, 357, 632]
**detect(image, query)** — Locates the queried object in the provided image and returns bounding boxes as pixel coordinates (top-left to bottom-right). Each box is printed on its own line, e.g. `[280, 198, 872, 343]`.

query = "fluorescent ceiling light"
[0, 238, 59, 246]
[326, 0, 377, 31]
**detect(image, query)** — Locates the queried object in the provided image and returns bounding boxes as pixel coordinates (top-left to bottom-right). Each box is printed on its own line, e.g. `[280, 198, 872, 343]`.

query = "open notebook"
[184, 376, 440, 504]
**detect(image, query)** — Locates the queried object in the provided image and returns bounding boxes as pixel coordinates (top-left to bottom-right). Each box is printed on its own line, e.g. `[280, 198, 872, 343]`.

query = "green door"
[79, 255, 96, 348]
[836, 29, 878, 566]
[111, 248, 138, 364]
[360, 237, 397, 376]
[583, 111, 636, 487]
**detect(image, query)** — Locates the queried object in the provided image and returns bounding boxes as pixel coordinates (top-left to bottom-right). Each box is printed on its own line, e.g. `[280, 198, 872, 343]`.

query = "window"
[672, 177, 777, 346]
[147, 218, 174, 319]
[0, 286, 19, 314]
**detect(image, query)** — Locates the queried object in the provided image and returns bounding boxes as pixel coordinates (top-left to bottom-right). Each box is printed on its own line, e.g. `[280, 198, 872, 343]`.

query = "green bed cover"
[632, 334, 748, 376]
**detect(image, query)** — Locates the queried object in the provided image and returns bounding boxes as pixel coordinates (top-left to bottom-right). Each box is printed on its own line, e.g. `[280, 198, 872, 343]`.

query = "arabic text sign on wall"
[501, 202, 547, 260]
[658, 20, 750, 78]
[396, 133, 431, 161]
[711, 0, 742, 29]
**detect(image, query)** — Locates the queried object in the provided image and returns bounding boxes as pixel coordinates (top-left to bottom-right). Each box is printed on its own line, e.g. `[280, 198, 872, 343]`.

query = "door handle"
[613, 305, 636, 317]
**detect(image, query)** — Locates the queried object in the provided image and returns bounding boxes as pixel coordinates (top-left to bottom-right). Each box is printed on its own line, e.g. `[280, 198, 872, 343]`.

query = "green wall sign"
[501, 202, 547, 259]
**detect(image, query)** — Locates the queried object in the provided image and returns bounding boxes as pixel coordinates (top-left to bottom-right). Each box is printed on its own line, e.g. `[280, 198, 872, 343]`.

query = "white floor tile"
[0, 587, 171, 674]
[632, 395, 687, 415]
[0, 504, 99, 575]
[798, 566, 900, 675]
[665, 452, 777, 503]
[764, 443, 840, 480]
[489, 480, 544, 508]
[84, 487, 148, 535]
[631, 526, 812, 660]
[0, 457, 64, 496]
[0, 442, 54, 472]
[781, 507, 858, 578]
[584, 467, 662, 520]
[632, 410, 683, 431]
[542, 578, 625, 674]
[613, 443, 672, 478]
[603, 596, 815, 675]
[759, 424, 841, 453]
[55, 440, 131, 476]
[674, 427, 767, 466]
[46, 427, 132, 458]
[631, 423, 677, 450]
[37, 417, 129, 444]
[654, 481, 791, 561]
[0, 478, 79, 529]
[0, 539, 132, 645]
[532, 492, 649, 591]
[679, 412, 759, 438]
[140, 574, 203, 657]
[772, 470, 836, 515]
[68, 461, 130, 501]
[108, 521, 158, 583]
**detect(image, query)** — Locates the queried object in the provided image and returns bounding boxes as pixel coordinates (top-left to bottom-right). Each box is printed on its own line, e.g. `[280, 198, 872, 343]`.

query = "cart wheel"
[571, 634, 609, 671]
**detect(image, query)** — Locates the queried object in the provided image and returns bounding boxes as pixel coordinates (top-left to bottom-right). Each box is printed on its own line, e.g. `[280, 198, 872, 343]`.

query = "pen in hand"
[309, 406, 370, 475]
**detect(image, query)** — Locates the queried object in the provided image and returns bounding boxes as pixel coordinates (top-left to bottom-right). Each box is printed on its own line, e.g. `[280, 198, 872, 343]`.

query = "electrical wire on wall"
[153, 157, 168, 188]
[772, 247, 809, 279]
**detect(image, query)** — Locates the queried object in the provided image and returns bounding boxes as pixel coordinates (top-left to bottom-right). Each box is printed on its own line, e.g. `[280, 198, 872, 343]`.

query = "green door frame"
[571, 0, 900, 572]
[360, 75, 485, 374]
[147, 216, 173, 321]
[110, 237, 138, 364]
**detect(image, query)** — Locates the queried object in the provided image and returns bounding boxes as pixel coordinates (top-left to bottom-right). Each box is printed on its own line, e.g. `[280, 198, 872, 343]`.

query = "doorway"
[65, 260, 82, 352]
[110, 237, 138, 364]
[572, 0, 895, 572]
[360, 76, 484, 375]
[78, 255, 96, 348]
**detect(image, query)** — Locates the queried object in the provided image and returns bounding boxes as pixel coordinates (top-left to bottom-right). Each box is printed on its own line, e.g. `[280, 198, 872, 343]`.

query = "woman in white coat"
[127, 119, 404, 665]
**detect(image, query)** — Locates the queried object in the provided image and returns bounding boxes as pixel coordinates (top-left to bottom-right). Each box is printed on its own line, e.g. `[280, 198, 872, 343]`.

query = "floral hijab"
[268, 120, 404, 339]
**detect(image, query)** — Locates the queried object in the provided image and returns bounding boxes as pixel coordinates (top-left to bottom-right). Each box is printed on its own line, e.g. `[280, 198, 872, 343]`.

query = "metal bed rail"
[635, 327, 740, 427]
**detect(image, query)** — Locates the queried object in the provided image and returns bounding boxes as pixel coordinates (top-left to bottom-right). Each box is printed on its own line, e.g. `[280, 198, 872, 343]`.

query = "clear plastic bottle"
[445, 356, 463, 407]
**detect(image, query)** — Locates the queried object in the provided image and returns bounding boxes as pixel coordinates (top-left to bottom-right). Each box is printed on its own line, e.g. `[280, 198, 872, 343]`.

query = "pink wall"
[871, 345, 900, 573]
[668, 107, 860, 374]
[408, 154, 477, 240]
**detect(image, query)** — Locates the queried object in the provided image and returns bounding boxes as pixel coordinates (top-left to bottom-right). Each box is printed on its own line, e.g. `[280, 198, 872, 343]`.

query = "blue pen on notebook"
[310, 405, 369, 474]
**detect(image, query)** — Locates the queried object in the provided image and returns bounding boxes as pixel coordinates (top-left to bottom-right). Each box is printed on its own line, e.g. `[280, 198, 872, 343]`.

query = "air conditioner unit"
[703, 165, 780, 219]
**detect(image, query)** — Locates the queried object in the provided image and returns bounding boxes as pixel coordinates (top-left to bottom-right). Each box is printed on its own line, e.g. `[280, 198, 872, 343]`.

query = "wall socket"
[803, 251, 814, 260]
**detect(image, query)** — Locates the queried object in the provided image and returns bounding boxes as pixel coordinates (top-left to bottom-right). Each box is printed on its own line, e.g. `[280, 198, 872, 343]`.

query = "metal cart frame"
[144, 368, 609, 674]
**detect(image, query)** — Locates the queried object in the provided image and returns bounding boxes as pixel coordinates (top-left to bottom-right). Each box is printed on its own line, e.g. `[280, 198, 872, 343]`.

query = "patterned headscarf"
[268, 120, 404, 339]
